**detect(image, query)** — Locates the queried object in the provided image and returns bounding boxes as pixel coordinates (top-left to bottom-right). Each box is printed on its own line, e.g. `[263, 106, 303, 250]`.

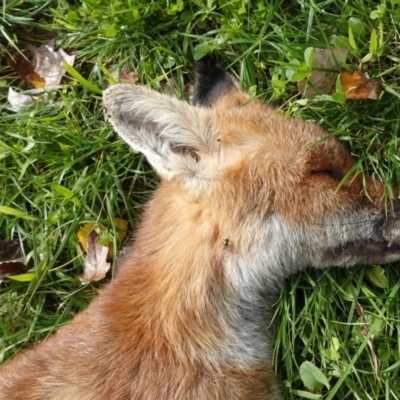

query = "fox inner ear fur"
[103, 84, 219, 182]
[193, 56, 249, 109]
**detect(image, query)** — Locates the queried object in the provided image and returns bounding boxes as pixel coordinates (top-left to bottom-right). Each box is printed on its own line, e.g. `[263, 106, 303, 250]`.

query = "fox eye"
[317, 169, 344, 181]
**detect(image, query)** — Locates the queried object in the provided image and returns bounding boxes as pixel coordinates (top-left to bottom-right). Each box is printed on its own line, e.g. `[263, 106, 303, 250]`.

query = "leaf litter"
[298, 46, 382, 100]
[77, 219, 128, 284]
[298, 48, 348, 99]
[79, 230, 111, 285]
[0, 241, 31, 284]
[7, 39, 75, 111]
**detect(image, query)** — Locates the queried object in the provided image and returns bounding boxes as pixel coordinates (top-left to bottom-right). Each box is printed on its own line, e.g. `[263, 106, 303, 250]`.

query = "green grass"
[1, 0, 400, 398]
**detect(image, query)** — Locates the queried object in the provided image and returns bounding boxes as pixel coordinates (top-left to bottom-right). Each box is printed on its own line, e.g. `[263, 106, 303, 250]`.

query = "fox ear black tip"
[193, 54, 236, 107]
[194, 54, 218, 74]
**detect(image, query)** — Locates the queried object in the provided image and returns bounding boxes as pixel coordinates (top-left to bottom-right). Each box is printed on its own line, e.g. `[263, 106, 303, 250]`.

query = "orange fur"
[0, 59, 399, 399]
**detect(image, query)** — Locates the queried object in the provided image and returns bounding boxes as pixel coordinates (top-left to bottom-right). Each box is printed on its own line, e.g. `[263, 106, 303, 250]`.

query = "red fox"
[0, 57, 399, 399]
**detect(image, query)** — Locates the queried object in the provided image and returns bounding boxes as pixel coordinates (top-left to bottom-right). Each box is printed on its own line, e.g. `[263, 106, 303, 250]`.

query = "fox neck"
[109, 182, 282, 369]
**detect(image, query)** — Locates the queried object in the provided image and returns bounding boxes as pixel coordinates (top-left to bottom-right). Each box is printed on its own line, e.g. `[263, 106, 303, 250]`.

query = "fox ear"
[192, 56, 249, 109]
[103, 84, 217, 181]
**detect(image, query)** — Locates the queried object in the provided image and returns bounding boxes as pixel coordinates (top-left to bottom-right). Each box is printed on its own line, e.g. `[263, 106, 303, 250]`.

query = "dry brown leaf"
[79, 230, 110, 284]
[298, 48, 348, 99]
[340, 71, 382, 100]
[119, 68, 139, 84]
[77, 218, 128, 258]
[110, 67, 139, 85]
[8, 39, 75, 88]
[0, 261, 27, 279]
[0, 240, 30, 283]
[8, 52, 45, 88]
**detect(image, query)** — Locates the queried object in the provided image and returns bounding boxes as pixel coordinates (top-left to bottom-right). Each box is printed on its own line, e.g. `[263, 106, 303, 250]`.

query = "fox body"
[1, 57, 400, 399]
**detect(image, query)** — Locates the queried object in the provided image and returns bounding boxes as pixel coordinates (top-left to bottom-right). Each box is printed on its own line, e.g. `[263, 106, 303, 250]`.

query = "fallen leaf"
[76, 222, 95, 253]
[119, 68, 139, 84]
[77, 218, 128, 258]
[298, 48, 348, 99]
[79, 230, 110, 284]
[7, 87, 35, 112]
[109, 67, 139, 85]
[340, 71, 382, 100]
[34, 40, 75, 87]
[8, 39, 75, 88]
[0, 262, 27, 278]
[114, 218, 128, 243]
[8, 52, 45, 88]
[0, 240, 30, 283]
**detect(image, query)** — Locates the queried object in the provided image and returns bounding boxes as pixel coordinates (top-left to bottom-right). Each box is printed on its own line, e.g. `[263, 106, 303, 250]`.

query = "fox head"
[103, 57, 400, 290]
[2, 57, 397, 400]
